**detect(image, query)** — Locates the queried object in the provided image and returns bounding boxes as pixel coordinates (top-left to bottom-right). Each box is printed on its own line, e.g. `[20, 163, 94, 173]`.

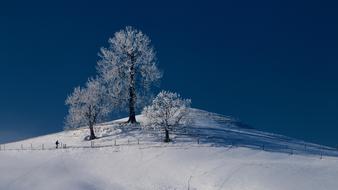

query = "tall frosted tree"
[65, 78, 112, 140]
[97, 26, 162, 123]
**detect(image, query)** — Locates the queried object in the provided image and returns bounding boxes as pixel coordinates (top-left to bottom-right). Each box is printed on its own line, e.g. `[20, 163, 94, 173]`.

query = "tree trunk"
[164, 128, 170, 143]
[127, 94, 136, 123]
[89, 125, 96, 140]
[127, 54, 137, 124]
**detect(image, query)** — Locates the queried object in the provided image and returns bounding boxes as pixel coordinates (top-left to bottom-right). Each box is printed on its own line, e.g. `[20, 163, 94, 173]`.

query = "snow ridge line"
[1, 139, 337, 160]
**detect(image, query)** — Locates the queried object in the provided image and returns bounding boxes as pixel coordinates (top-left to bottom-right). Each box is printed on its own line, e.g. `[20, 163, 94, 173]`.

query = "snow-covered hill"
[1, 109, 338, 190]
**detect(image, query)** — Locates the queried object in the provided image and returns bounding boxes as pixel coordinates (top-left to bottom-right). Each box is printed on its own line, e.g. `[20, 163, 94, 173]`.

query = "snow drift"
[1, 109, 338, 190]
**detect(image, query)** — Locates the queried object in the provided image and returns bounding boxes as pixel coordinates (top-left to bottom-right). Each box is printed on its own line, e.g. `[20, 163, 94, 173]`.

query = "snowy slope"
[1, 108, 338, 190]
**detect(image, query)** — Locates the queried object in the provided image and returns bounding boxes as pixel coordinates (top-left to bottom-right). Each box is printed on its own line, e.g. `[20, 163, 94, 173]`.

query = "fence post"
[114, 139, 117, 146]
[42, 144, 44, 150]
[21, 144, 23, 150]
[138, 139, 140, 145]
[262, 144, 265, 151]
[128, 139, 130, 145]
[290, 149, 293, 155]
[320, 148, 323, 159]
[197, 138, 200, 144]
[31, 143, 33, 150]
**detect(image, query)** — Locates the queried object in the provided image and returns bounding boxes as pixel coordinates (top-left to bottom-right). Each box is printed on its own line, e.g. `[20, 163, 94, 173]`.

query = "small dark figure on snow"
[56, 140, 59, 149]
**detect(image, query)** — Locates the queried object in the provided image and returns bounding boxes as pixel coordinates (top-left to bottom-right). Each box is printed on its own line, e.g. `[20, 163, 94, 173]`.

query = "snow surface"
[1, 109, 338, 190]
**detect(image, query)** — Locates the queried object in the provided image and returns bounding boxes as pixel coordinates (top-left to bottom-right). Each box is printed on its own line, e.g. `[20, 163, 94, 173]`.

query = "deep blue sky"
[0, 0, 337, 146]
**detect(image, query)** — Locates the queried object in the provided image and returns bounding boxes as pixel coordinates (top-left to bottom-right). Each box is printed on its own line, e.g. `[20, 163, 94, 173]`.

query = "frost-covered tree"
[142, 91, 191, 142]
[65, 78, 112, 140]
[97, 26, 162, 124]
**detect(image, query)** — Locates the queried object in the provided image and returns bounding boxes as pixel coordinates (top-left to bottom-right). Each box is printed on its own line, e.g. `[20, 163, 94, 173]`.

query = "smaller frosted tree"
[65, 78, 112, 140]
[142, 91, 191, 142]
